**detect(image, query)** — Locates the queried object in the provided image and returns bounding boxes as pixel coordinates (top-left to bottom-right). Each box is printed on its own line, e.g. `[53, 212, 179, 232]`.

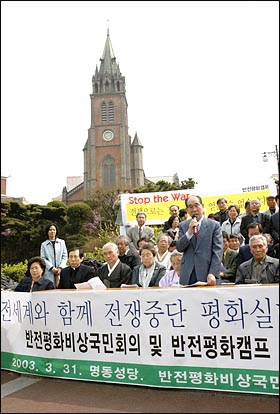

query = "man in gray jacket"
[235, 235, 279, 284]
[176, 195, 223, 286]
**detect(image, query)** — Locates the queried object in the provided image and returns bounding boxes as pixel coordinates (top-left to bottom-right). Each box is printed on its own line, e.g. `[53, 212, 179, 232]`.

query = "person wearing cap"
[263, 195, 279, 217]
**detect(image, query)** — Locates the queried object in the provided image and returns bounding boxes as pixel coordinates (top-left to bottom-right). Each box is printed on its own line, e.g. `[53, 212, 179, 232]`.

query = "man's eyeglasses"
[187, 203, 201, 209]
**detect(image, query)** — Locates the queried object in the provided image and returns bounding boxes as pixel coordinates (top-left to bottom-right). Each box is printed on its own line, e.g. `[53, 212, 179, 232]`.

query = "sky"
[1, 1, 279, 205]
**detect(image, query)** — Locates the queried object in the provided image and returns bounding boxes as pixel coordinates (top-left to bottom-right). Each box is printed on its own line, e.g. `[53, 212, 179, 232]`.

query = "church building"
[62, 30, 145, 204]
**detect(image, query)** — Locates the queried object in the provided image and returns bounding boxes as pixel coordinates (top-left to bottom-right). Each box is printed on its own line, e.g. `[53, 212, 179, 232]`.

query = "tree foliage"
[132, 178, 197, 193]
[1, 179, 197, 265]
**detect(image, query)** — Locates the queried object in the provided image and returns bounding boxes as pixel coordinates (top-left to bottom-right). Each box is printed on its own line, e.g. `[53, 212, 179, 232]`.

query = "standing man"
[127, 211, 154, 253]
[263, 195, 279, 217]
[240, 198, 271, 244]
[163, 205, 180, 231]
[239, 200, 251, 219]
[213, 198, 229, 225]
[176, 195, 223, 286]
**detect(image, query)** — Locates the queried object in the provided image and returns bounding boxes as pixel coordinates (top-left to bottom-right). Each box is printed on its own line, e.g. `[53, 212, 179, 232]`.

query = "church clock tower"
[83, 30, 143, 200]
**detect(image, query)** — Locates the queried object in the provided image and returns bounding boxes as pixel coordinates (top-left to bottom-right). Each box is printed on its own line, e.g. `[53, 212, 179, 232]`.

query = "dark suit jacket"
[58, 264, 95, 289]
[15, 275, 54, 292]
[270, 211, 279, 243]
[130, 261, 166, 287]
[176, 217, 223, 285]
[94, 261, 131, 288]
[240, 213, 271, 244]
[119, 250, 141, 270]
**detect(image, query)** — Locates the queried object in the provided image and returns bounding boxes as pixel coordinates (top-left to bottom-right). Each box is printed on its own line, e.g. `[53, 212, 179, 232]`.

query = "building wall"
[1, 176, 7, 196]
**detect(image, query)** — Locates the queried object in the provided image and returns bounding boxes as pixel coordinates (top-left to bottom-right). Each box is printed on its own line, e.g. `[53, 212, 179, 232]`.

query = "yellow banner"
[121, 187, 272, 225]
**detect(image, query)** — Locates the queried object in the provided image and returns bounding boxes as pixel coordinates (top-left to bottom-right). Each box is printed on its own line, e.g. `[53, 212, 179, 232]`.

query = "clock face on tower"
[103, 130, 114, 142]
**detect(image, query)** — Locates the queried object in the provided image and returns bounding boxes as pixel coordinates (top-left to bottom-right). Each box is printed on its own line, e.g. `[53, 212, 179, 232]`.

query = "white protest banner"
[1, 285, 278, 395]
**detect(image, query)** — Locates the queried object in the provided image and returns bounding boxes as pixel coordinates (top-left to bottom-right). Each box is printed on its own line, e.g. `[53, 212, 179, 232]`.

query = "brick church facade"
[62, 30, 145, 205]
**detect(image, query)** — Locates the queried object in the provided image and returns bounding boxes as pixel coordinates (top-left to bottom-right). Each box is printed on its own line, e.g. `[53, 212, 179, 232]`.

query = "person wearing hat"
[263, 195, 279, 217]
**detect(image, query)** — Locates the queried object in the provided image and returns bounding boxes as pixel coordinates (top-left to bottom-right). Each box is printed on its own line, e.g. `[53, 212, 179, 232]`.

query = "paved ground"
[1, 370, 279, 413]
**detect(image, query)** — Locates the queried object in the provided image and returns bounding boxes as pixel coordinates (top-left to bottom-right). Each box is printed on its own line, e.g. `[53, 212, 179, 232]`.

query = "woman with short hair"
[15, 257, 54, 292]
[130, 242, 166, 287]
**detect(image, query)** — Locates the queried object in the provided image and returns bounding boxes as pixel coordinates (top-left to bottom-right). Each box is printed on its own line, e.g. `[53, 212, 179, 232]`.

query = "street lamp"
[262, 144, 280, 182]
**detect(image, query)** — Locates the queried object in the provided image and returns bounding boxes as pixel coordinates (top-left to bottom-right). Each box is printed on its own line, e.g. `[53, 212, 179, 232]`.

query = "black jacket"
[119, 250, 141, 270]
[94, 261, 131, 288]
[240, 213, 271, 244]
[58, 264, 95, 289]
[15, 275, 54, 292]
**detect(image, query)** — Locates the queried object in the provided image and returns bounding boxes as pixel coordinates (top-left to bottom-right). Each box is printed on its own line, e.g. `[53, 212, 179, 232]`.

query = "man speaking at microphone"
[176, 195, 223, 286]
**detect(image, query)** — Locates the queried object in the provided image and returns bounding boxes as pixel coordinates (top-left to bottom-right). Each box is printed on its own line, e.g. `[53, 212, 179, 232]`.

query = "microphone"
[192, 215, 198, 235]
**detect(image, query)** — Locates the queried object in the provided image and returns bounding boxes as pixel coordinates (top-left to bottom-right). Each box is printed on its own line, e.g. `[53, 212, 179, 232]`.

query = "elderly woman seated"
[130, 242, 166, 287]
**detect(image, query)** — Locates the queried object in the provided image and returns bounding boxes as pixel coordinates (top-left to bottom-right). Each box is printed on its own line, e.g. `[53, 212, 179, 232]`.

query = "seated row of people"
[15, 229, 278, 292]
[220, 223, 279, 284]
[15, 242, 167, 291]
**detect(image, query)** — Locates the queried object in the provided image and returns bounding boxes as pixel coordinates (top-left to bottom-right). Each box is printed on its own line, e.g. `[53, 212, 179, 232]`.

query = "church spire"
[92, 30, 125, 94]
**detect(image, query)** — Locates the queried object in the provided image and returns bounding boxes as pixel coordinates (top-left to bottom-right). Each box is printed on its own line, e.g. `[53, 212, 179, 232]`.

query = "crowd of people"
[8, 192, 280, 292]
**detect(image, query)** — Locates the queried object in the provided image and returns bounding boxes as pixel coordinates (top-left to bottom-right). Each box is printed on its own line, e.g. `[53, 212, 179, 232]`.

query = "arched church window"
[102, 155, 116, 186]
[101, 102, 107, 122]
[108, 101, 115, 122]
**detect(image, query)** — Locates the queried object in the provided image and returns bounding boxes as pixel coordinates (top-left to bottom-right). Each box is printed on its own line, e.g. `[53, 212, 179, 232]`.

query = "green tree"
[1, 179, 198, 266]
[132, 178, 197, 193]
[1, 200, 69, 264]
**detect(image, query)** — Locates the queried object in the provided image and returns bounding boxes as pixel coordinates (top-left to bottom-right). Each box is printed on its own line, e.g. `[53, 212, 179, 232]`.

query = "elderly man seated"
[235, 235, 279, 284]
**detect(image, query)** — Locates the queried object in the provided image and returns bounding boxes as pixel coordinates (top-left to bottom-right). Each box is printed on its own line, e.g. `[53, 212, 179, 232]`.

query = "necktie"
[139, 227, 142, 239]
[195, 225, 199, 240]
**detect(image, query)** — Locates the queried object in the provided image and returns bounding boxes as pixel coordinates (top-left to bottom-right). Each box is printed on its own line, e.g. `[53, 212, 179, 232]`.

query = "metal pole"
[275, 144, 280, 181]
